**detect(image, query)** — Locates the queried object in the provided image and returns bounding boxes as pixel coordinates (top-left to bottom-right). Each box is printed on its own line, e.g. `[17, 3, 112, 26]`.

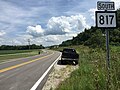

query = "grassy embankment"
[54, 45, 120, 90]
[0, 50, 41, 63]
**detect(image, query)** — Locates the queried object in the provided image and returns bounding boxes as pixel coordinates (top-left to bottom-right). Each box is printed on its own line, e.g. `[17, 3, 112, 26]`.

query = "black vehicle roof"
[63, 48, 76, 51]
[63, 48, 75, 50]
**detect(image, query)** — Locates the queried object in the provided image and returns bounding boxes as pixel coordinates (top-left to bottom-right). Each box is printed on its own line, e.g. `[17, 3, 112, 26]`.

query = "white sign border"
[95, 11, 117, 29]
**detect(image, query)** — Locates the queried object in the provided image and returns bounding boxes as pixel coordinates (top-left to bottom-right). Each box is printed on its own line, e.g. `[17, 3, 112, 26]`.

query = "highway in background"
[0, 50, 61, 90]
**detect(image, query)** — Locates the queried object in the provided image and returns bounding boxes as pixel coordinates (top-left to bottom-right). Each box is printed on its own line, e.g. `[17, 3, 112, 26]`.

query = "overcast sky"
[0, 0, 120, 46]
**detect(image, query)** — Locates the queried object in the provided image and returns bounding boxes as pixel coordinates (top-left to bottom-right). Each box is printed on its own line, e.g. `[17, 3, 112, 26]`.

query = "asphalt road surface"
[0, 50, 61, 90]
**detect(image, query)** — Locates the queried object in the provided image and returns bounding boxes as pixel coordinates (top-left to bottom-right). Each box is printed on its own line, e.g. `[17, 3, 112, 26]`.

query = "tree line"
[59, 8, 120, 49]
[0, 44, 44, 50]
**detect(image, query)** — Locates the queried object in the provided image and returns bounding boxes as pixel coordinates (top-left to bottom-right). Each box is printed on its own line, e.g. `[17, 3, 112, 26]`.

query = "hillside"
[60, 9, 120, 48]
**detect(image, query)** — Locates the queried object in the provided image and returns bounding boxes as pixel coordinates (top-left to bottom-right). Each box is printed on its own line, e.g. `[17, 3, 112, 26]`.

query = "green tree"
[84, 30, 105, 49]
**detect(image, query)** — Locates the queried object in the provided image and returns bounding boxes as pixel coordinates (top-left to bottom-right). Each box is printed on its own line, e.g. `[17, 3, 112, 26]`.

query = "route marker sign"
[95, 2, 117, 89]
[97, 1, 115, 10]
[96, 11, 117, 28]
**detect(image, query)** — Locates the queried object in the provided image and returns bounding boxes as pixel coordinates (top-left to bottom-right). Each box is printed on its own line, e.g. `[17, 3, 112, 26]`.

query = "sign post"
[96, 1, 117, 90]
[106, 29, 110, 69]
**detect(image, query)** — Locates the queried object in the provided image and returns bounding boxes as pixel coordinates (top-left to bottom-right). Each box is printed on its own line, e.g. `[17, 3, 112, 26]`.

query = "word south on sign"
[97, 1, 115, 10]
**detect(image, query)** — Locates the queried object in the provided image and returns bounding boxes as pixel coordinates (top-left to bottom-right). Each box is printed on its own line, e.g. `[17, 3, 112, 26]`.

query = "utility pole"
[28, 39, 30, 50]
[12, 40, 14, 46]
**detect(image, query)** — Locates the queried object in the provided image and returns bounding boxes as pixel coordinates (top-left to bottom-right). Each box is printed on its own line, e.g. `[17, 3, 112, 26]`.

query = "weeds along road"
[0, 50, 61, 90]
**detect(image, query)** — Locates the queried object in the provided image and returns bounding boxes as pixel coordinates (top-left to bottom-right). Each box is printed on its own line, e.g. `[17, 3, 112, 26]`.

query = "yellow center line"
[0, 52, 54, 73]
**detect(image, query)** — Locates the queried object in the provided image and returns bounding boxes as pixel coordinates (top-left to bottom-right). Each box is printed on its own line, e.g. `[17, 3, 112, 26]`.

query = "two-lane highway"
[0, 50, 61, 90]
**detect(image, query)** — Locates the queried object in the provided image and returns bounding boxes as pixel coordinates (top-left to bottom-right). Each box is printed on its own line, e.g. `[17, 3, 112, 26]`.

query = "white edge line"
[30, 52, 61, 90]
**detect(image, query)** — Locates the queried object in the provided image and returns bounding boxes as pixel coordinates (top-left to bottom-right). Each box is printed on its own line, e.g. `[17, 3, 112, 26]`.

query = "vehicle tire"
[61, 60, 65, 65]
[75, 61, 78, 65]
[61, 60, 64, 64]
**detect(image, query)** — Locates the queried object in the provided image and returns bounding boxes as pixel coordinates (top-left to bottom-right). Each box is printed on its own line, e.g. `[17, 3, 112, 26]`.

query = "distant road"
[0, 50, 61, 90]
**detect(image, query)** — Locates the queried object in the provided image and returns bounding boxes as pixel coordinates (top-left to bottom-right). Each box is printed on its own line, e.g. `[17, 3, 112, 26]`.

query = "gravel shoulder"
[42, 60, 79, 90]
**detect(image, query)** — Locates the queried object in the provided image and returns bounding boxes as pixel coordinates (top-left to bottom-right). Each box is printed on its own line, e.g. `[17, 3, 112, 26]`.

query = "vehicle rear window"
[63, 49, 76, 53]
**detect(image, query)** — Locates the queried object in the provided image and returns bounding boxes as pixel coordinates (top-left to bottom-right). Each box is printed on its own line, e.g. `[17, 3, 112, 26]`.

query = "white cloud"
[39, 34, 75, 46]
[111, 0, 120, 9]
[0, 0, 51, 34]
[46, 16, 71, 35]
[0, 0, 103, 46]
[0, 30, 6, 36]
[25, 14, 90, 46]
[88, 8, 97, 21]
[26, 25, 44, 37]
[26, 14, 89, 37]
[13, 34, 77, 46]
[44, 35, 59, 42]
[46, 15, 89, 35]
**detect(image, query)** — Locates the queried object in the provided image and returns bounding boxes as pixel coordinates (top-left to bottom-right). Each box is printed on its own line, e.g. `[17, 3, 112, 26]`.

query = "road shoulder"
[42, 61, 78, 90]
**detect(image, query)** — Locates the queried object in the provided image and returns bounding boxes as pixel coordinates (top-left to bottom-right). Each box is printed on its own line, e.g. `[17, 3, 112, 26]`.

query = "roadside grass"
[0, 50, 32, 55]
[0, 49, 42, 63]
[55, 45, 120, 90]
